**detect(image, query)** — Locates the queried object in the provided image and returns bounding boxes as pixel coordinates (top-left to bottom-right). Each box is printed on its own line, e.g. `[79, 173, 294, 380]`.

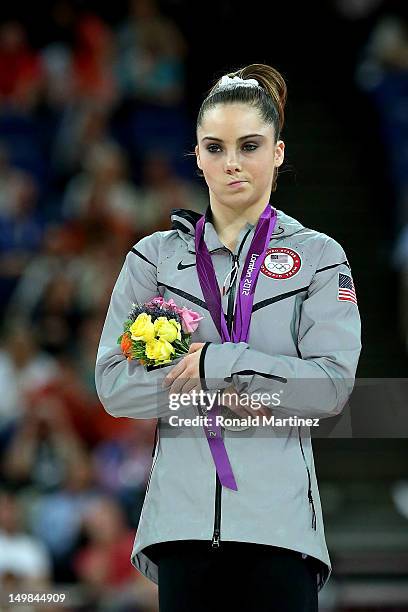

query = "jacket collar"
[170, 202, 303, 254]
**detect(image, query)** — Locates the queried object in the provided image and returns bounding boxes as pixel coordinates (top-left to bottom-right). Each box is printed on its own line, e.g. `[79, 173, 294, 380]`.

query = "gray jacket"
[95, 204, 362, 592]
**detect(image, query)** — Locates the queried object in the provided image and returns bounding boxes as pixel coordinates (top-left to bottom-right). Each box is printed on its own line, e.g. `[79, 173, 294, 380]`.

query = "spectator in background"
[3, 222, 135, 369]
[71, 13, 117, 108]
[49, 350, 135, 445]
[0, 489, 51, 591]
[73, 313, 109, 395]
[45, 0, 77, 49]
[29, 269, 84, 357]
[2, 390, 87, 492]
[73, 495, 158, 609]
[52, 101, 111, 182]
[41, 38, 73, 114]
[42, 11, 118, 193]
[116, 0, 187, 106]
[3, 223, 84, 322]
[0, 323, 58, 447]
[0, 21, 44, 113]
[333, 0, 382, 20]
[0, 170, 45, 314]
[40, 1, 77, 111]
[356, 14, 408, 229]
[4, 220, 120, 323]
[61, 140, 148, 241]
[114, 0, 190, 167]
[139, 150, 207, 232]
[72, 244, 129, 316]
[21, 355, 131, 449]
[0, 144, 15, 215]
[92, 419, 158, 527]
[356, 14, 408, 350]
[27, 451, 101, 583]
[74, 495, 137, 588]
[393, 224, 408, 350]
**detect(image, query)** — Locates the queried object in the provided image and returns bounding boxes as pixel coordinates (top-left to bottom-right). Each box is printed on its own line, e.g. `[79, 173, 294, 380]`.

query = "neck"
[210, 200, 269, 252]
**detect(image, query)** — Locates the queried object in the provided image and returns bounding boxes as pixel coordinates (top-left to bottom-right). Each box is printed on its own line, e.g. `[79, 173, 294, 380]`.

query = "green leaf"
[173, 339, 188, 351]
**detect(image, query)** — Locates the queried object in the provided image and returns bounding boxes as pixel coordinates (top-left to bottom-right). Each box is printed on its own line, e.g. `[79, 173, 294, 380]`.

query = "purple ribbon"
[194, 202, 277, 490]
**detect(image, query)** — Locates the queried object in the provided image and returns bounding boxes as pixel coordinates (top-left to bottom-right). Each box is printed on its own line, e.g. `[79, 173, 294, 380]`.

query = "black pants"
[145, 540, 319, 612]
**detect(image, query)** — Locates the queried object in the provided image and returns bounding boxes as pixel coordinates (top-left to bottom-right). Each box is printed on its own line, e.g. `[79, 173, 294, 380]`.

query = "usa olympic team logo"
[261, 247, 301, 279]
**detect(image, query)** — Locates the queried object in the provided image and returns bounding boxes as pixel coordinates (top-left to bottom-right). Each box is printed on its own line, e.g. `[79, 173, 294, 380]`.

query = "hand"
[162, 343, 272, 419]
[187, 342, 205, 354]
[219, 384, 271, 419]
[162, 342, 206, 395]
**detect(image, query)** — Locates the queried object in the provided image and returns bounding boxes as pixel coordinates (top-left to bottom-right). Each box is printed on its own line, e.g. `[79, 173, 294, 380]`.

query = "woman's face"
[195, 103, 284, 211]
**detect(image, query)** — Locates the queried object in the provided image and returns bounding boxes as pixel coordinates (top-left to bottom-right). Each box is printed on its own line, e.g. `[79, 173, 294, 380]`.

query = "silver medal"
[219, 404, 252, 432]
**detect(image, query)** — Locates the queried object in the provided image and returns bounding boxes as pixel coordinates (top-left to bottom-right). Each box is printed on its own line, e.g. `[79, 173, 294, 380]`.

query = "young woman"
[95, 63, 362, 611]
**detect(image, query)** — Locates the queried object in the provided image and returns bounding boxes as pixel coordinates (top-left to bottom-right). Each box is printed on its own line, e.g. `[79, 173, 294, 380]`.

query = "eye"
[242, 143, 258, 151]
[206, 143, 259, 153]
[207, 144, 221, 153]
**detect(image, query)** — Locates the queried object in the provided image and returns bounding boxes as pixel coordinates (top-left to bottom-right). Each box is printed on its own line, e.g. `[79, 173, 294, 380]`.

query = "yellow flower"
[129, 313, 155, 342]
[154, 317, 181, 342]
[145, 338, 175, 363]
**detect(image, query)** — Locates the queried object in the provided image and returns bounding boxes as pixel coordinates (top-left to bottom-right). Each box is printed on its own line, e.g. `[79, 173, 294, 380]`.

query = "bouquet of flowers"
[117, 297, 203, 367]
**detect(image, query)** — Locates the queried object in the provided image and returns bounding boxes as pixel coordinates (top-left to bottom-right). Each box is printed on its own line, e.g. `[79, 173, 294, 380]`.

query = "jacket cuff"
[199, 341, 249, 391]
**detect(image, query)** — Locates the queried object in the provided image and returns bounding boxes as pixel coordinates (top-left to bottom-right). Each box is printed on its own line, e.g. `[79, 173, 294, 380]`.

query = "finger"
[163, 358, 187, 387]
[219, 389, 238, 409]
[232, 398, 258, 418]
[168, 376, 186, 397]
[188, 342, 204, 354]
[170, 381, 193, 408]
[168, 365, 192, 396]
[242, 399, 266, 418]
[183, 379, 201, 396]
[259, 405, 271, 418]
[224, 399, 249, 419]
[251, 403, 273, 419]
[221, 384, 237, 397]
[244, 406, 264, 419]
[234, 397, 265, 420]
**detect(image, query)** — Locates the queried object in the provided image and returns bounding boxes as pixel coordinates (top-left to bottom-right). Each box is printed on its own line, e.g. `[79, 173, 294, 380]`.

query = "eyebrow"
[201, 133, 265, 142]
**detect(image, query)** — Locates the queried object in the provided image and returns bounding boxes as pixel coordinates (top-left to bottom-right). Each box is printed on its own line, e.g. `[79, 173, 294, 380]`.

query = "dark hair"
[194, 63, 287, 192]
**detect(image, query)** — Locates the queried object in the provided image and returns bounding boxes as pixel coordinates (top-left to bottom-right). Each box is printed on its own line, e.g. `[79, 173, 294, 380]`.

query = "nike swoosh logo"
[177, 260, 196, 270]
[176, 226, 284, 271]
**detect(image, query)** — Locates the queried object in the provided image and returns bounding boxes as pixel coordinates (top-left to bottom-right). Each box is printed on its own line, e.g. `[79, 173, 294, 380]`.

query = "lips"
[228, 180, 247, 185]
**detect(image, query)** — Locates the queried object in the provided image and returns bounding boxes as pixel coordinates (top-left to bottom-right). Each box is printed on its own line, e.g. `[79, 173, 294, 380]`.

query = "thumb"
[188, 342, 204, 353]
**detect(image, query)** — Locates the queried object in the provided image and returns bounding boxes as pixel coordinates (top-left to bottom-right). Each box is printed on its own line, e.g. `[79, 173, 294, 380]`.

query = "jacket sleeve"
[95, 234, 183, 419]
[200, 236, 362, 419]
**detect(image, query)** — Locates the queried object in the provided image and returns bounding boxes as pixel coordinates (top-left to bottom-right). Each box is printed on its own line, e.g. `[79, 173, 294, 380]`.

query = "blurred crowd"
[0, 0, 407, 609]
[0, 0, 206, 609]
[354, 10, 408, 351]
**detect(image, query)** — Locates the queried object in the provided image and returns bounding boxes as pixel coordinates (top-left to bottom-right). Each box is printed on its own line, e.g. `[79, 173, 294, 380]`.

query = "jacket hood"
[170, 203, 305, 250]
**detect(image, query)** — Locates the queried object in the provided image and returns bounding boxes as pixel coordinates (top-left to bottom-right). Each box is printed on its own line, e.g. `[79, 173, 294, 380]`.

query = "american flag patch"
[338, 273, 357, 305]
[270, 254, 289, 261]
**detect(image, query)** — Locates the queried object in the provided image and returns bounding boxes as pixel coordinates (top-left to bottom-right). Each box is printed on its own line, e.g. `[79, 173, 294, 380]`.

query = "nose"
[224, 155, 242, 173]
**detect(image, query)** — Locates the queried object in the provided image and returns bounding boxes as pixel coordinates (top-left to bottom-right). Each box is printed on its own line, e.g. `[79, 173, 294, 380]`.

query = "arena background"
[0, 0, 407, 610]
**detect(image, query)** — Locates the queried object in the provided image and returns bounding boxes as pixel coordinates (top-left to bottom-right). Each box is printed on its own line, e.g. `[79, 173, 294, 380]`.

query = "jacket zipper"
[151, 422, 159, 458]
[211, 229, 252, 548]
[298, 427, 317, 530]
[146, 422, 160, 495]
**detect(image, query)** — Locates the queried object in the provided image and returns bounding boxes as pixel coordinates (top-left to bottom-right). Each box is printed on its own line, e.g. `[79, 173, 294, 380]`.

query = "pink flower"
[146, 297, 179, 312]
[146, 297, 165, 307]
[164, 298, 180, 312]
[145, 297, 203, 333]
[178, 307, 203, 334]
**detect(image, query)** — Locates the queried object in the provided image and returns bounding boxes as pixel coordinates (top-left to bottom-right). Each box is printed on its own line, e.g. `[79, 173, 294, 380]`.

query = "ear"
[275, 140, 285, 168]
[195, 144, 202, 170]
